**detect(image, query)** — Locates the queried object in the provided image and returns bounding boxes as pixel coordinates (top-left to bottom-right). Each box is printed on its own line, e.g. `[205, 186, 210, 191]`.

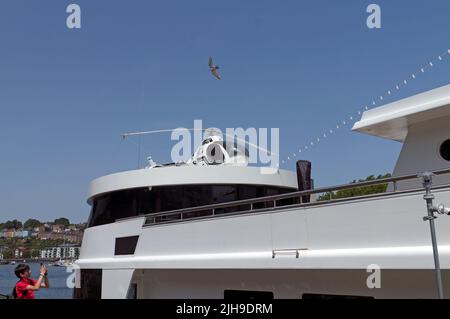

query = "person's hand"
[39, 264, 47, 276]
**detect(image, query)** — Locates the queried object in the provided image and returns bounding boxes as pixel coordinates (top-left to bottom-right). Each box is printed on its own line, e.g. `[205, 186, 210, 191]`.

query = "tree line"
[0, 218, 71, 230]
[317, 174, 392, 201]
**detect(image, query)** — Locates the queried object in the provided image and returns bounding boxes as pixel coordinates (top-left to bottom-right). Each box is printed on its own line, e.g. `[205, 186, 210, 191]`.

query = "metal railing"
[138, 168, 450, 227]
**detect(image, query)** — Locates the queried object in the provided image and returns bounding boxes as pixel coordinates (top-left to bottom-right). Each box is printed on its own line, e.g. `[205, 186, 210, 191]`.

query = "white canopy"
[352, 84, 450, 142]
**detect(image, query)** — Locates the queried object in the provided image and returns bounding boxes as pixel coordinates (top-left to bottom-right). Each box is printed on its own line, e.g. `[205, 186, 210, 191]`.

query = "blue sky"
[0, 0, 449, 223]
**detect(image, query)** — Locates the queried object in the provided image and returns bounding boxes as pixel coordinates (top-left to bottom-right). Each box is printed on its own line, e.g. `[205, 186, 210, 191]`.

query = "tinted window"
[115, 236, 140, 255]
[88, 184, 296, 228]
[440, 139, 450, 161]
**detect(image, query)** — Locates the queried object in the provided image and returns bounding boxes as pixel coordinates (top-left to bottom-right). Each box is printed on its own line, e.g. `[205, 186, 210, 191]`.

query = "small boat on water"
[49, 261, 63, 267]
[10, 261, 16, 265]
[49, 259, 72, 267]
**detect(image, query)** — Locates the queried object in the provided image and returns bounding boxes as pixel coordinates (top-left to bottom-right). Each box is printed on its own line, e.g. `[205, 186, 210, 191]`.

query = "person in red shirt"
[14, 264, 50, 299]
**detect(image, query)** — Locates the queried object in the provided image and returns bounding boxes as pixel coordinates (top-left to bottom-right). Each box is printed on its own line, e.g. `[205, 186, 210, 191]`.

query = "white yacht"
[75, 84, 450, 299]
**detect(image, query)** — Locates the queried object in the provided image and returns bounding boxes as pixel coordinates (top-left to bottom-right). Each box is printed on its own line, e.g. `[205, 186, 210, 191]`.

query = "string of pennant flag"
[280, 48, 450, 166]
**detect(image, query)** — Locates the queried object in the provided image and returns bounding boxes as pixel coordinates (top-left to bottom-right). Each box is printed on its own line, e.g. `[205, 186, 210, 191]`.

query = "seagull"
[208, 56, 221, 80]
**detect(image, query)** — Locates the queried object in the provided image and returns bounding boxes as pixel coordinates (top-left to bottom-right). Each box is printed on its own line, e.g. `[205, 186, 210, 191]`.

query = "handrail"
[124, 167, 450, 226]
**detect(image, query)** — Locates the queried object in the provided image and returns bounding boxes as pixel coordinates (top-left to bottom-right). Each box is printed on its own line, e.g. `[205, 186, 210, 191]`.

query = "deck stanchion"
[420, 172, 444, 299]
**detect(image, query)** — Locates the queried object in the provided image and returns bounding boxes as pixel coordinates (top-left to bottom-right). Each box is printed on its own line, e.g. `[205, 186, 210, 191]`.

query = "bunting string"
[280, 49, 450, 166]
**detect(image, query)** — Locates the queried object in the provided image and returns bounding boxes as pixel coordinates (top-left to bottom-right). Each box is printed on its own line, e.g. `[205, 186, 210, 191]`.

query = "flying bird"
[208, 56, 221, 80]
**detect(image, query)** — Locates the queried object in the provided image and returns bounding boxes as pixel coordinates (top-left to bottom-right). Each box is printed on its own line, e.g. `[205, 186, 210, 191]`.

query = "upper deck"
[88, 165, 298, 204]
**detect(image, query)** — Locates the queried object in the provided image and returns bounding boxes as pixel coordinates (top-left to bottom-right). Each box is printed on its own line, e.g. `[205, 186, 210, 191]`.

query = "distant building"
[5, 230, 31, 238]
[52, 224, 65, 233]
[4, 230, 15, 238]
[22, 230, 31, 238]
[14, 247, 25, 258]
[37, 232, 51, 240]
[37, 231, 83, 243]
[40, 244, 80, 259]
[34, 225, 46, 233]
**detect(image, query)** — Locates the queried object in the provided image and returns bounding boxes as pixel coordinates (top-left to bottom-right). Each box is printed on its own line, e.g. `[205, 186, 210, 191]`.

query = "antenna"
[121, 128, 279, 157]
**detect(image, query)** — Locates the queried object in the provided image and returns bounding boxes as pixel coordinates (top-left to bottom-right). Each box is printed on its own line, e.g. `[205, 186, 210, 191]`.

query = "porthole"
[439, 139, 450, 161]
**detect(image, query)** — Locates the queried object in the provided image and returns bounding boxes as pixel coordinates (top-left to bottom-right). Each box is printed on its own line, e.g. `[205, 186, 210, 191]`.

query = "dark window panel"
[87, 184, 296, 228]
[440, 139, 450, 161]
[115, 236, 139, 255]
[73, 269, 102, 299]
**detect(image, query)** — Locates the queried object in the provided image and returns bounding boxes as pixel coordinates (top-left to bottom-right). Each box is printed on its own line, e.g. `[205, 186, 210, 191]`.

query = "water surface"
[0, 262, 73, 299]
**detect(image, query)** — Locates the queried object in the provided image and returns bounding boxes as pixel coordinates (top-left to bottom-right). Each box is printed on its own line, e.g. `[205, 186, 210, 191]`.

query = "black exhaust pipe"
[296, 160, 312, 203]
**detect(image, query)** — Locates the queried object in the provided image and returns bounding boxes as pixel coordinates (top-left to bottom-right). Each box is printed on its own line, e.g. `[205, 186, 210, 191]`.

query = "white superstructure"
[76, 84, 450, 299]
